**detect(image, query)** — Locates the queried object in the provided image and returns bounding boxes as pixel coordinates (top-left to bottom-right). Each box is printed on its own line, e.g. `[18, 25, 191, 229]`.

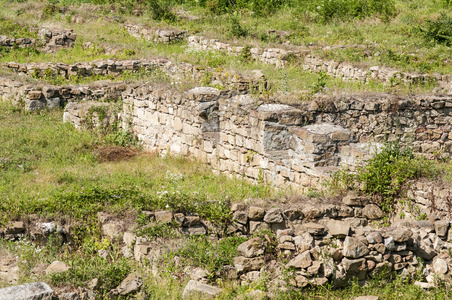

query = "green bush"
[143, 0, 177, 22]
[331, 142, 439, 211]
[228, 13, 247, 38]
[105, 128, 138, 148]
[416, 13, 452, 46]
[42, 3, 60, 19]
[205, 0, 285, 16]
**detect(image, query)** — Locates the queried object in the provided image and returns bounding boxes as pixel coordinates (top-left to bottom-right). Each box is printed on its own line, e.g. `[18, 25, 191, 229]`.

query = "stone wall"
[303, 55, 452, 90]
[0, 36, 35, 49]
[134, 199, 451, 290]
[404, 179, 452, 220]
[0, 27, 76, 52]
[299, 94, 452, 160]
[187, 36, 301, 68]
[124, 24, 187, 43]
[63, 85, 452, 192]
[116, 87, 332, 191]
[186, 36, 452, 90]
[1, 59, 267, 99]
[0, 79, 125, 111]
[5, 195, 450, 293]
[39, 27, 77, 52]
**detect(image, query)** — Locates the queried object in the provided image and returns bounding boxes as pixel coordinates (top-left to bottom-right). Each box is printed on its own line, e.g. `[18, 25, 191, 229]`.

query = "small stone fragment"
[45, 261, 69, 275]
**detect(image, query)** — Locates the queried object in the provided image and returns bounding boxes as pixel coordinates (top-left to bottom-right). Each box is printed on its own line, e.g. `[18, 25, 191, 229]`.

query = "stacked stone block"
[124, 24, 187, 43]
[186, 35, 452, 89]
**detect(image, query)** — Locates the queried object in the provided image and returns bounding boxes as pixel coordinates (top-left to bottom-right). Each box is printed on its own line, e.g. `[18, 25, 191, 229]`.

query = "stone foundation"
[186, 35, 452, 90]
[62, 85, 452, 192]
[124, 24, 187, 43]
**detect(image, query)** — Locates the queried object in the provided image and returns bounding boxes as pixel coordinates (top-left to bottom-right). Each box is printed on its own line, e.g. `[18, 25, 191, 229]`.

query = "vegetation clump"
[332, 142, 439, 212]
[416, 13, 452, 46]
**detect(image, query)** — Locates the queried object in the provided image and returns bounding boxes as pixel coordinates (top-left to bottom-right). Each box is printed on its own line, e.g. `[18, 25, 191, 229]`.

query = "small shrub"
[42, 3, 60, 19]
[105, 128, 138, 148]
[293, 0, 396, 23]
[416, 13, 452, 46]
[228, 13, 247, 38]
[239, 45, 252, 61]
[309, 71, 328, 95]
[331, 142, 439, 212]
[143, 0, 177, 23]
[206, 0, 230, 15]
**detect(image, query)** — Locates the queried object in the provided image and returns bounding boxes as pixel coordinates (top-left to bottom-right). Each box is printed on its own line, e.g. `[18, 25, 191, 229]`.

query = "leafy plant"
[293, 0, 396, 23]
[228, 13, 247, 38]
[172, 236, 247, 276]
[416, 13, 452, 46]
[331, 142, 439, 212]
[310, 71, 328, 95]
[105, 127, 138, 148]
[42, 3, 60, 19]
[239, 45, 252, 61]
[143, 0, 177, 23]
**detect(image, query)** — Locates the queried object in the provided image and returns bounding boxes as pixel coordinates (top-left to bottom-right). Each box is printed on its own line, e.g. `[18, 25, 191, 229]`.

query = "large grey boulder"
[0, 282, 53, 300]
[182, 280, 221, 299]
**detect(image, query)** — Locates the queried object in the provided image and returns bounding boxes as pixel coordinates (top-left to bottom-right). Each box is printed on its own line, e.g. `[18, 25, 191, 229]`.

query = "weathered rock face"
[343, 237, 370, 258]
[0, 282, 53, 300]
[237, 238, 265, 258]
[39, 27, 77, 52]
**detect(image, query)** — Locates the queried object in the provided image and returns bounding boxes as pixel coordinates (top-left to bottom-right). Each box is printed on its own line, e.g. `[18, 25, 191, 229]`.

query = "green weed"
[169, 236, 247, 276]
[416, 13, 452, 46]
[331, 142, 439, 212]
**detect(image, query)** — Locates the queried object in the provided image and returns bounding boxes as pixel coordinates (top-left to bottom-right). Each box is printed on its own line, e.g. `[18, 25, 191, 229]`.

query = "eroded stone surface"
[0, 282, 53, 300]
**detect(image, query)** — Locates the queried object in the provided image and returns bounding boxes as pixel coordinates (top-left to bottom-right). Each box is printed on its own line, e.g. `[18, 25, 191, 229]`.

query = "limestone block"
[0, 282, 53, 300]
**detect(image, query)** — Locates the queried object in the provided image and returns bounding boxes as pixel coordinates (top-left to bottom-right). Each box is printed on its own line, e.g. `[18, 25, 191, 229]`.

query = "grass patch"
[163, 236, 247, 277]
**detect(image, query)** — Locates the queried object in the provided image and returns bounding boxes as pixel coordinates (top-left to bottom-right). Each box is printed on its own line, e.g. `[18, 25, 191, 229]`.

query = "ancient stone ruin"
[1, 14, 452, 299]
